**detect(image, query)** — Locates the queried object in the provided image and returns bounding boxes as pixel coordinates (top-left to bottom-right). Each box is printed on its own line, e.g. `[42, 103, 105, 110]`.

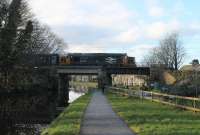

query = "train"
[59, 53, 136, 67]
[22, 53, 136, 67]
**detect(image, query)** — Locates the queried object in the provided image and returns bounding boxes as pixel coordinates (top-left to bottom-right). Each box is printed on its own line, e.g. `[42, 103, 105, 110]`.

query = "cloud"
[127, 44, 155, 62]
[29, 0, 136, 30]
[113, 27, 141, 43]
[183, 22, 200, 36]
[29, 0, 184, 44]
[67, 43, 105, 53]
[149, 7, 164, 17]
[28, 0, 200, 63]
[146, 20, 181, 39]
[146, 22, 166, 39]
[145, 0, 164, 17]
[171, 0, 185, 17]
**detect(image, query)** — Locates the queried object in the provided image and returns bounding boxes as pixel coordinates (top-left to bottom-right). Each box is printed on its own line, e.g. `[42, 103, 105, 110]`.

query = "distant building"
[112, 75, 148, 87]
[70, 75, 97, 82]
[180, 59, 200, 72]
[180, 64, 200, 72]
[192, 59, 199, 66]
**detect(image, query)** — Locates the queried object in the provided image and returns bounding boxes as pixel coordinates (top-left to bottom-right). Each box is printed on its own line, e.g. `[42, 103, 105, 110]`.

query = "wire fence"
[108, 86, 200, 112]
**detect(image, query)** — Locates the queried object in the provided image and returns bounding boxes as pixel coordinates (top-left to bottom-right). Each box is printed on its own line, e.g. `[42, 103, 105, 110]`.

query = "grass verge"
[107, 92, 200, 135]
[69, 82, 97, 88]
[41, 93, 91, 135]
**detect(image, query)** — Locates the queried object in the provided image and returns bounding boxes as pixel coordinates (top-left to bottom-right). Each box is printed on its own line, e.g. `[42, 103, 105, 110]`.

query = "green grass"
[107, 93, 200, 135]
[41, 93, 91, 135]
[69, 81, 98, 88]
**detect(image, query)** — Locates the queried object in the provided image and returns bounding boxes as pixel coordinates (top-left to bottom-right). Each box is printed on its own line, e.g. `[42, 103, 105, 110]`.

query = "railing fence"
[108, 87, 200, 112]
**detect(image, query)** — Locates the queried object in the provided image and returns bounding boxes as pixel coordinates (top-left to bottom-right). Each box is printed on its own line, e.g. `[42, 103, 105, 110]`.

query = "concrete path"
[80, 91, 135, 135]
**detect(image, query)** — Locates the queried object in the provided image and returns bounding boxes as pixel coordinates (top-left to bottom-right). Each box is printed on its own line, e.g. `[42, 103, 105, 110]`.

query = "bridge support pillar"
[106, 73, 112, 86]
[98, 71, 112, 89]
[98, 72, 103, 89]
[57, 74, 69, 107]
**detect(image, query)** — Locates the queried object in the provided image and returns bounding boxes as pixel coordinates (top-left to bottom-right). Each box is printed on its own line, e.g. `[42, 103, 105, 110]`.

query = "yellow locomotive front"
[59, 55, 71, 65]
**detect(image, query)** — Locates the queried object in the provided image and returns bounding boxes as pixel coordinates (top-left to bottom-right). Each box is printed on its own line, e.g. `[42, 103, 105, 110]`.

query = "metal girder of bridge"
[57, 66, 102, 75]
[106, 67, 150, 75]
[56, 66, 150, 75]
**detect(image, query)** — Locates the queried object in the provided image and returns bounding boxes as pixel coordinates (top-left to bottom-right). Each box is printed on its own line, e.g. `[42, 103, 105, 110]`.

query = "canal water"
[69, 90, 85, 103]
[68, 85, 90, 103]
[11, 85, 91, 135]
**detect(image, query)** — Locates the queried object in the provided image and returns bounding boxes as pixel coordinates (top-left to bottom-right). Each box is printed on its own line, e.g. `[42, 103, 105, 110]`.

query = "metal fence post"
[175, 96, 178, 105]
[141, 90, 144, 100]
[193, 99, 196, 109]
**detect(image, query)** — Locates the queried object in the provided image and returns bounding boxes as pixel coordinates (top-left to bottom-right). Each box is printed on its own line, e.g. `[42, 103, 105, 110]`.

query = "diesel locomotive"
[59, 53, 136, 67]
[23, 53, 136, 67]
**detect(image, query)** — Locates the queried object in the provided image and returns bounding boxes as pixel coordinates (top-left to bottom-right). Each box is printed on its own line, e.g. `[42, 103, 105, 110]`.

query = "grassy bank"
[41, 93, 91, 135]
[107, 93, 200, 135]
[69, 81, 97, 88]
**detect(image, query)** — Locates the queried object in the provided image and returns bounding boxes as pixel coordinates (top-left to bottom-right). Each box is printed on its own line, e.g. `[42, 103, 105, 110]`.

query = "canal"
[15, 90, 87, 135]
[6, 80, 97, 135]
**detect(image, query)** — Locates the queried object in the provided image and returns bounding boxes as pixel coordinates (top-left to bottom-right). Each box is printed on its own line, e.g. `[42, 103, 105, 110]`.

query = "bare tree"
[143, 32, 186, 70]
[0, 0, 67, 89]
[26, 21, 67, 54]
[0, 0, 9, 28]
[142, 48, 159, 67]
[160, 33, 185, 70]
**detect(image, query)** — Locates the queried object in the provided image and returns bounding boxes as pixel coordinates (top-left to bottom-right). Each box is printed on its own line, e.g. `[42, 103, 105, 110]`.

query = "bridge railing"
[108, 86, 200, 112]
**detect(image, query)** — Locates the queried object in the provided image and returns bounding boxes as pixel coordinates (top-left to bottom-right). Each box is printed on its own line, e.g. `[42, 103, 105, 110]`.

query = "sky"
[29, 0, 200, 63]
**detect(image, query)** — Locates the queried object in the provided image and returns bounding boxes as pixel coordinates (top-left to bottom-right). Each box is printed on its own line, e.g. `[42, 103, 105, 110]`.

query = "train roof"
[67, 53, 128, 57]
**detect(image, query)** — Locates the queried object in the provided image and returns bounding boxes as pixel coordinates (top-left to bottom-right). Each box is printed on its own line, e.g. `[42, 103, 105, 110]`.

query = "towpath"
[80, 91, 135, 135]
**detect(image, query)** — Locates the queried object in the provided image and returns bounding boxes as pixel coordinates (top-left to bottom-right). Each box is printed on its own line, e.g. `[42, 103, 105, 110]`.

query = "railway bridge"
[1, 53, 150, 124]
[56, 65, 150, 107]
[24, 53, 150, 108]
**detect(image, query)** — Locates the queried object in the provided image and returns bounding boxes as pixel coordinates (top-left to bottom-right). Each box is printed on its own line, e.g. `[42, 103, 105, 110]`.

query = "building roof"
[180, 64, 200, 72]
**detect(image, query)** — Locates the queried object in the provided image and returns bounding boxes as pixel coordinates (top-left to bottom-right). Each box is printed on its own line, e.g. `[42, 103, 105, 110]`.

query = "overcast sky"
[29, 0, 200, 63]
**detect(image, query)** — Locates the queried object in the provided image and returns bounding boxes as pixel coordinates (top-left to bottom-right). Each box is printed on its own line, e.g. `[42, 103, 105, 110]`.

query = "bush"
[170, 84, 200, 97]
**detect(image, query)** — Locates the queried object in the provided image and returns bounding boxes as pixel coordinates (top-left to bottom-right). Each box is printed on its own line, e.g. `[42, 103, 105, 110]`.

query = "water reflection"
[69, 90, 85, 103]
[69, 85, 90, 103]
[1, 83, 95, 135]
[16, 124, 47, 135]
[69, 81, 98, 103]
[14, 89, 86, 135]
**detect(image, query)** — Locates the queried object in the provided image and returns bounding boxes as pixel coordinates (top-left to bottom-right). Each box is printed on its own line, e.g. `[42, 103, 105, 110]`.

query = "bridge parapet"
[57, 66, 102, 75]
[106, 67, 150, 75]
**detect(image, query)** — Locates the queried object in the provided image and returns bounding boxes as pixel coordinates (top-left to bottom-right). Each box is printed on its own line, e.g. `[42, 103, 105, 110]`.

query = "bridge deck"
[57, 65, 150, 75]
[80, 91, 135, 135]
